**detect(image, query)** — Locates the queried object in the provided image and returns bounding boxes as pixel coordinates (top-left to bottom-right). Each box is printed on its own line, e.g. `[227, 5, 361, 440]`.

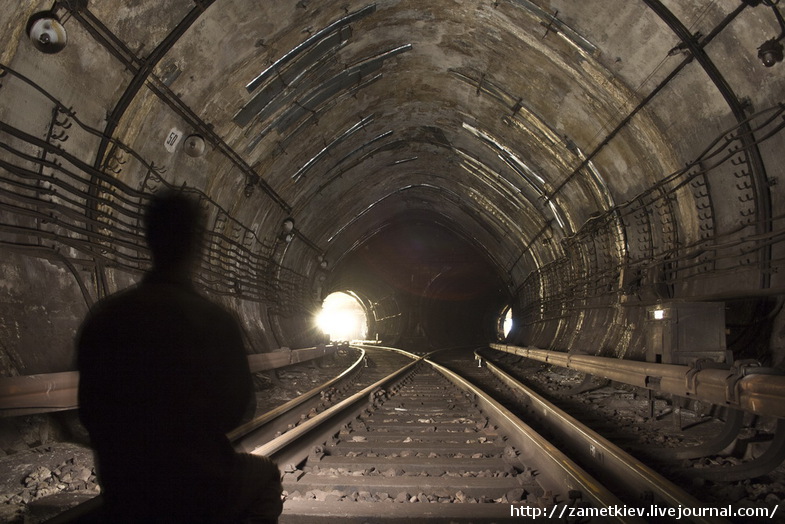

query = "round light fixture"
[758, 38, 784, 67]
[183, 135, 206, 157]
[27, 12, 67, 54]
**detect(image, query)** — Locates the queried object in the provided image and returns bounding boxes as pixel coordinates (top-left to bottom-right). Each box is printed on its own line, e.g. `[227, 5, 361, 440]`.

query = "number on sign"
[164, 128, 183, 153]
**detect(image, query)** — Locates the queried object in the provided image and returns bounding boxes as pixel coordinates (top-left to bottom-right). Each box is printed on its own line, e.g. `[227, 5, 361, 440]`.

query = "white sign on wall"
[164, 127, 183, 153]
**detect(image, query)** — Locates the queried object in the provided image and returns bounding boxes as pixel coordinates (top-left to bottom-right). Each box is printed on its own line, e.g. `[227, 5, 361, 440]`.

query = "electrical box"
[645, 302, 730, 365]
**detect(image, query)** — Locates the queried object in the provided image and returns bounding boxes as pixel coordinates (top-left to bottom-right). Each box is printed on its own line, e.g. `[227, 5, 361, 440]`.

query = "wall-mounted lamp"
[317, 255, 328, 269]
[281, 218, 295, 242]
[755, 0, 785, 67]
[26, 11, 67, 54]
[647, 305, 669, 321]
[183, 135, 205, 157]
[759, 38, 784, 67]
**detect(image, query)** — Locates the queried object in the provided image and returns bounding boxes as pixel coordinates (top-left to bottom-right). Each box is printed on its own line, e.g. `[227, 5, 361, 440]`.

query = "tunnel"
[1, 0, 785, 517]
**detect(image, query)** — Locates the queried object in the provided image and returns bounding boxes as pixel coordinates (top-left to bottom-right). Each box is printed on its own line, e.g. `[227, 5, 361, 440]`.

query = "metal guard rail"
[489, 343, 785, 419]
[0, 344, 343, 416]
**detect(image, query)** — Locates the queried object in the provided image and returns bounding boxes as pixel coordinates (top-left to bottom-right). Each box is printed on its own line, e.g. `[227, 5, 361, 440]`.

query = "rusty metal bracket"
[685, 358, 728, 395]
[724, 359, 783, 404]
[685, 417, 785, 481]
[657, 407, 744, 460]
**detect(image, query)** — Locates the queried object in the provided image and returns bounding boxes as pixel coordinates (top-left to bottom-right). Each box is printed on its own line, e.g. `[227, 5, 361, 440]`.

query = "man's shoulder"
[79, 278, 239, 335]
[193, 296, 241, 332]
[143, 279, 241, 332]
[81, 284, 141, 323]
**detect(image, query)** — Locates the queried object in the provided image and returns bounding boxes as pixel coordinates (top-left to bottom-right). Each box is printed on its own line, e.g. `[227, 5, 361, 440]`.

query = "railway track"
[48, 346, 418, 524]
[456, 350, 726, 523]
[50, 344, 734, 523]
[237, 345, 734, 523]
[276, 364, 540, 522]
[472, 347, 784, 521]
[231, 345, 417, 452]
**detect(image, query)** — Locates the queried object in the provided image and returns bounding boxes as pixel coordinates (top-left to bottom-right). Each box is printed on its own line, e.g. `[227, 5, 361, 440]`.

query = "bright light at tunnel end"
[316, 310, 358, 341]
[316, 292, 368, 342]
[500, 307, 513, 339]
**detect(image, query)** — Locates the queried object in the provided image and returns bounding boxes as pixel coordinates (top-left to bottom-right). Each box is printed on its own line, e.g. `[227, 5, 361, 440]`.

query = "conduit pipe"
[489, 343, 785, 419]
[0, 344, 341, 416]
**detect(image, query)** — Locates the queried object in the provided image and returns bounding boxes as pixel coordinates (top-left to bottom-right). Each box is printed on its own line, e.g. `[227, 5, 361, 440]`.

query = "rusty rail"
[489, 343, 785, 419]
[0, 344, 341, 416]
[477, 352, 726, 523]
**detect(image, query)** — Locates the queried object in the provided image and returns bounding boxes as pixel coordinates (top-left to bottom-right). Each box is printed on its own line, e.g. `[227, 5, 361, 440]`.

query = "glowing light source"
[316, 292, 367, 342]
[316, 310, 357, 340]
[503, 309, 514, 337]
[499, 307, 514, 340]
[653, 308, 665, 320]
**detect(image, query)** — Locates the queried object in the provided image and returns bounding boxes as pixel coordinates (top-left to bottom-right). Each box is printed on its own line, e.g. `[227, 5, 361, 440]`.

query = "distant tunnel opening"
[315, 291, 369, 343]
[327, 219, 510, 351]
[498, 306, 514, 341]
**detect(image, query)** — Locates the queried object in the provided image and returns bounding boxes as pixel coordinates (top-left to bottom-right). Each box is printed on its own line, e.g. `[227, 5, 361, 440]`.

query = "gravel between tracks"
[480, 348, 785, 519]
[0, 349, 359, 523]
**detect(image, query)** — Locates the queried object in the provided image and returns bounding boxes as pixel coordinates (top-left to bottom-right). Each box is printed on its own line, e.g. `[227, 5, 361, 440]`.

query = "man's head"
[144, 190, 205, 272]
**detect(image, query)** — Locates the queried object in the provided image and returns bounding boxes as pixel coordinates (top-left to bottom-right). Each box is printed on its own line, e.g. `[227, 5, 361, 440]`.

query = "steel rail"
[248, 352, 423, 468]
[253, 347, 640, 522]
[477, 352, 727, 524]
[229, 347, 366, 449]
[489, 343, 785, 419]
[46, 345, 710, 522]
[262, 355, 525, 522]
[424, 358, 639, 523]
[0, 345, 341, 416]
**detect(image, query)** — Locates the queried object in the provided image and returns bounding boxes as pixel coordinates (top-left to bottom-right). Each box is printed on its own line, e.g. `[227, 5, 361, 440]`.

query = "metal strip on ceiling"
[244, 4, 377, 93]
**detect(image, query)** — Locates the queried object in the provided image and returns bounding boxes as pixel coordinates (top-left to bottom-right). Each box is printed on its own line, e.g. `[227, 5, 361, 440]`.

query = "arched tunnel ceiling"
[21, 0, 776, 269]
[1, 0, 785, 361]
[111, 0, 780, 282]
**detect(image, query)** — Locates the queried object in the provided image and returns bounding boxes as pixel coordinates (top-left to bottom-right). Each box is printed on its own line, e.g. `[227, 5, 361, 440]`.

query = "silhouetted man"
[77, 190, 282, 523]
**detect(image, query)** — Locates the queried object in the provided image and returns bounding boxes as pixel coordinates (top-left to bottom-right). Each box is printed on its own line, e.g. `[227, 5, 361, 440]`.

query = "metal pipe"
[641, 0, 772, 290]
[0, 345, 341, 416]
[427, 358, 636, 522]
[489, 343, 785, 418]
[479, 354, 724, 523]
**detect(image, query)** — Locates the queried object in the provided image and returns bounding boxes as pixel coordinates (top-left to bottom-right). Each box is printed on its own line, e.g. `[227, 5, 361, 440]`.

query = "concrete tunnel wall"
[1, 1, 785, 377]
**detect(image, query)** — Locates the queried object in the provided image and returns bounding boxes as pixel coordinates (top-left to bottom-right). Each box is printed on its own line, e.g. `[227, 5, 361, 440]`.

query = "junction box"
[645, 301, 731, 365]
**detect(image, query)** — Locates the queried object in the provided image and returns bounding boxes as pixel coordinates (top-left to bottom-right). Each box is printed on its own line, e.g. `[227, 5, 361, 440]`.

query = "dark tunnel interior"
[324, 218, 510, 350]
[2, 0, 785, 518]
[1, 0, 784, 373]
